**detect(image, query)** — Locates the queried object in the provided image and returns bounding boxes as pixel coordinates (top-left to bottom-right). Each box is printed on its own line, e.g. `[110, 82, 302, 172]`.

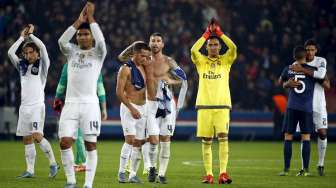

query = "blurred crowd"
[1, 0, 335, 112]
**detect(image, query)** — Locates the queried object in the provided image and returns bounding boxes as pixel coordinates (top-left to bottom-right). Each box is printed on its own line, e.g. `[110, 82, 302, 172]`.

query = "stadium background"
[0, 1, 336, 188]
[0, 0, 336, 140]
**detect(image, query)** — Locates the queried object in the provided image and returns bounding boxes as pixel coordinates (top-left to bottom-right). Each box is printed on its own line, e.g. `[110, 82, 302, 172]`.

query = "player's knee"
[159, 135, 170, 142]
[301, 134, 311, 141]
[149, 136, 159, 145]
[218, 137, 228, 143]
[318, 132, 327, 140]
[284, 133, 293, 140]
[32, 133, 43, 143]
[217, 133, 228, 141]
[60, 137, 73, 150]
[84, 141, 96, 151]
[202, 137, 213, 141]
[125, 135, 135, 145]
[202, 137, 213, 145]
[23, 135, 33, 145]
[133, 139, 142, 147]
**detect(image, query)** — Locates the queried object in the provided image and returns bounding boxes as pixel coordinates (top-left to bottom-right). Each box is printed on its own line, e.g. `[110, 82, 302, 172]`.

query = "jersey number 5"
[294, 75, 305, 94]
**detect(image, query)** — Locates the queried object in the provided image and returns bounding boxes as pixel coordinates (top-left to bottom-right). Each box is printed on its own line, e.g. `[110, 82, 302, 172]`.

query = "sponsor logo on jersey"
[203, 71, 221, 79]
[72, 53, 93, 69]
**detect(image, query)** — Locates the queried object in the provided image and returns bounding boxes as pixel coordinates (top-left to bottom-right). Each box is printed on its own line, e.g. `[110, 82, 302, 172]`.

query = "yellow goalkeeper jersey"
[191, 35, 237, 109]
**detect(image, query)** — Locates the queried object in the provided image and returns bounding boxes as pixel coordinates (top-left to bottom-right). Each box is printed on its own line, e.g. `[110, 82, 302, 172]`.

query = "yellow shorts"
[197, 109, 230, 137]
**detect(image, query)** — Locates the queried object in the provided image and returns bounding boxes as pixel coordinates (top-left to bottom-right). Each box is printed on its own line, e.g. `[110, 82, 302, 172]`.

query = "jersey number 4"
[294, 75, 306, 94]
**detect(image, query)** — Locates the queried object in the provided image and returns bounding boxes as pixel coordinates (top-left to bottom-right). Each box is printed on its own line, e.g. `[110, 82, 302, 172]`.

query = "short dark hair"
[293, 46, 305, 60]
[150, 32, 164, 40]
[78, 23, 91, 30]
[22, 42, 39, 54]
[304, 39, 318, 48]
[133, 42, 151, 52]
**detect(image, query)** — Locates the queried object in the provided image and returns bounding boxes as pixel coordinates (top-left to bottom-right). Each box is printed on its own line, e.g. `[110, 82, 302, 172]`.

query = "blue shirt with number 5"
[280, 64, 317, 112]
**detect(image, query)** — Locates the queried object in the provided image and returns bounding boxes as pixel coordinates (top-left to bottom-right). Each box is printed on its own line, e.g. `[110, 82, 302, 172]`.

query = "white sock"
[38, 138, 56, 166]
[119, 143, 132, 173]
[149, 143, 158, 168]
[61, 148, 76, 184]
[159, 141, 170, 177]
[317, 137, 327, 166]
[24, 143, 36, 174]
[129, 147, 141, 178]
[142, 142, 150, 170]
[84, 150, 97, 187]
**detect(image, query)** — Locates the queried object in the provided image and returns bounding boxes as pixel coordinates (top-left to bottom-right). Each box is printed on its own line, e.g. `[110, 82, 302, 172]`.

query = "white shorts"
[16, 103, 45, 136]
[313, 110, 328, 130]
[120, 103, 147, 140]
[157, 99, 176, 136]
[59, 103, 101, 142]
[146, 100, 160, 136]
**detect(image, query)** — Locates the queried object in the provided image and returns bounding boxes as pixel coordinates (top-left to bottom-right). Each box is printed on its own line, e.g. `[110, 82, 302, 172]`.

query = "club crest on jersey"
[31, 60, 40, 75]
[79, 53, 85, 63]
[31, 67, 39, 74]
[211, 63, 216, 69]
[72, 52, 93, 69]
[319, 61, 325, 68]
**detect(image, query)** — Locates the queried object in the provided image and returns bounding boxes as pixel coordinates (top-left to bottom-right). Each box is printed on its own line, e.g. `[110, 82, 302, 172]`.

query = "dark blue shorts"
[282, 108, 313, 134]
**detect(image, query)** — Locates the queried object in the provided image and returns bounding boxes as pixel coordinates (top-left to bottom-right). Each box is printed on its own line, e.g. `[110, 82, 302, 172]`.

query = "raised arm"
[58, 26, 77, 56]
[219, 34, 237, 61]
[7, 27, 29, 69]
[8, 36, 24, 69]
[214, 23, 237, 62]
[29, 34, 49, 63]
[58, 5, 87, 56]
[118, 41, 143, 62]
[26, 24, 50, 70]
[86, 2, 106, 60]
[191, 22, 214, 64]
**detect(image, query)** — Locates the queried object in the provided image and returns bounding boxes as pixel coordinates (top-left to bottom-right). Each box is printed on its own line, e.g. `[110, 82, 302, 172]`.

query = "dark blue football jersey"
[280, 64, 317, 112]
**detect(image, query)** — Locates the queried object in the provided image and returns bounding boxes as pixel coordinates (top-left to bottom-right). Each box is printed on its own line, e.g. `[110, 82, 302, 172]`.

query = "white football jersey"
[58, 23, 107, 103]
[8, 35, 50, 106]
[307, 56, 327, 112]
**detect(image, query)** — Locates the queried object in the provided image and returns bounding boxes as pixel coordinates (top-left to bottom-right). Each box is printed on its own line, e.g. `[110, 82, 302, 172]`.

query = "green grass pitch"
[0, 141, 335, 188]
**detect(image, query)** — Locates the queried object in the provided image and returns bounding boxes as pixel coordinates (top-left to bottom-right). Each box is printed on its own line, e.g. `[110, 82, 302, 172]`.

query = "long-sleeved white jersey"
[7, 34, 50, 106]
[58, 23, 107, 104]
[307, 56, 327, 113]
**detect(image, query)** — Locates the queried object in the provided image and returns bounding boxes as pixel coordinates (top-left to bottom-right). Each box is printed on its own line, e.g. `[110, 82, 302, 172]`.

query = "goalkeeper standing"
[190, 18, 237, 184]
